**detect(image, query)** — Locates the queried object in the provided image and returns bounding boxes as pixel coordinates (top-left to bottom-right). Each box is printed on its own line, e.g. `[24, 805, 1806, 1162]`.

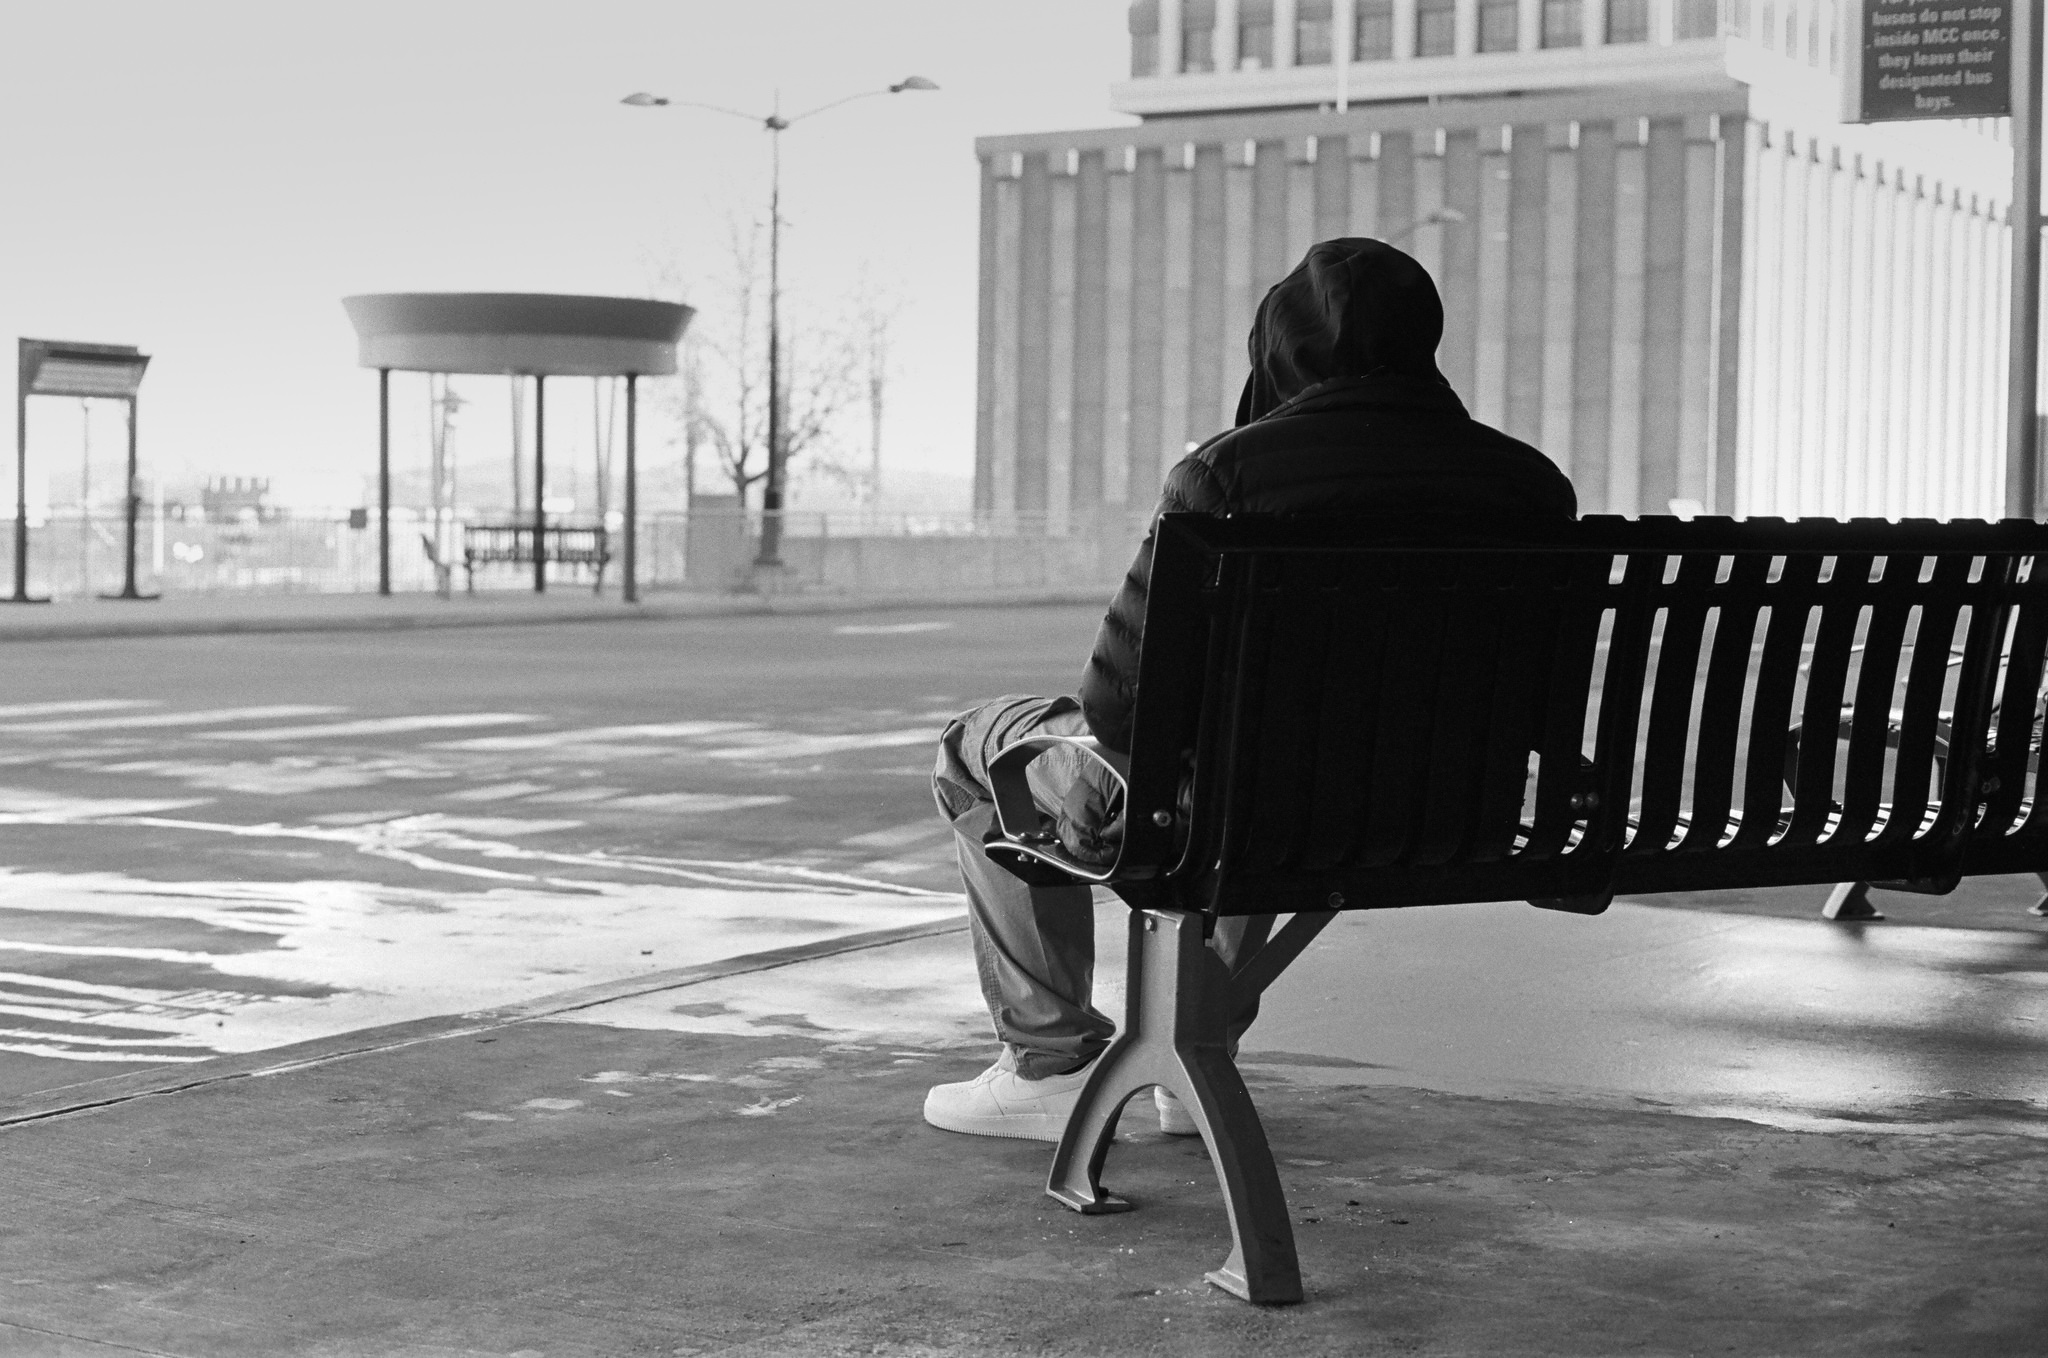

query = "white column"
[1678, 134, 1718, 509]
[1610, 127, 1648, 514]
[1161, 146, 1195, 482]
[1047, 158, 1078, 537]
[1734, 119, 1769, 517]
[990, 166, 1023, 526]
[1275, 0, 1299, 66]
[1223, 139, 1257, 430]
[1393, 0, 1419, 59]
[1335, 0, 1357, 103]
[1474, 126, 1512, 426]
[1286, 136, 1317, 263]
[1104, 152, 1136, 508]
[1456, 0, 1478, 54]
[1518, 0, 1542, 50]
[1162, 0, 1185, 73]
[1582, 0, 1605, 46]
[1217, 0, 1242, 69]
[1540, 128, 1579, 474]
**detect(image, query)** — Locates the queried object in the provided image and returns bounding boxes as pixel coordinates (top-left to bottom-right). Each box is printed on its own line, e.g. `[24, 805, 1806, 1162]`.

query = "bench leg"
[1045, 907, 1304, 1305]
[1822, 881, 1884, 921]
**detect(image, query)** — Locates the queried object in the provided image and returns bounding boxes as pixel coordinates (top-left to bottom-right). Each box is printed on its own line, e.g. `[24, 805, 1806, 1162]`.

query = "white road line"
[703, 729, 937, 761]
[603, 793, 793, 813]
[833, 622, 953, 635]
[445, 781, 552, 802]
[211, 713, 541, 741]
[0, 700, 158, 720]
[0, 1026, 209, 1048]
[0, 704, 343, 734]
[526, 787, 630, 804]
[431, 721, 759, 751]
[0, 1042, 210, 1063]
[839, 820, 953, 851]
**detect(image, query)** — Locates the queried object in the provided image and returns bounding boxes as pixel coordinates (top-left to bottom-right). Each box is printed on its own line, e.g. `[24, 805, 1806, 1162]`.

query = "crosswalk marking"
[0, 704, 343, 734]
[0, 699, 158, 720]
[431, 720, 759, 752]
[211, 713, 541, 741]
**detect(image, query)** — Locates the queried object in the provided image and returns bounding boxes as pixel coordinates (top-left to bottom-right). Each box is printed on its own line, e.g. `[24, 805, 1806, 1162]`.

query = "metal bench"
[459, 523, 610, 594]
[982, 513, 2048, 1305]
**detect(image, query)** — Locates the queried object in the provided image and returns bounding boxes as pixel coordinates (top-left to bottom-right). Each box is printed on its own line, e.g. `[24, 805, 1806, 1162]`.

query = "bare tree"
[660, 218, 865, 510]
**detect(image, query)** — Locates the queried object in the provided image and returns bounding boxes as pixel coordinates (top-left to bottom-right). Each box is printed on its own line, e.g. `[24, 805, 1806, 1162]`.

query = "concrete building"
[973, 0, 2014, 526]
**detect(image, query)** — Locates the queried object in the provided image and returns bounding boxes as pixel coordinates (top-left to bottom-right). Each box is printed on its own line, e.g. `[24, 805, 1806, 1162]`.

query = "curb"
[0, 915, 969, 1128]
[0, 590, 1109, 643]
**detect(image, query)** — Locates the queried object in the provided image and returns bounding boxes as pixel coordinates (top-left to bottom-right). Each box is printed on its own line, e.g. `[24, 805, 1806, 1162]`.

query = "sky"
[1, 1, 1133, 513]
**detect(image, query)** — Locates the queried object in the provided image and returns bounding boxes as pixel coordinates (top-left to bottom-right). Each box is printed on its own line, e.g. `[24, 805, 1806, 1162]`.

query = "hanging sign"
[1841, 0, 2012, 122]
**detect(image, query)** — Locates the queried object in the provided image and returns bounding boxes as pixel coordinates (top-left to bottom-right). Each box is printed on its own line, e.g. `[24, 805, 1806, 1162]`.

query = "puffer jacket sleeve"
[1078, 454, 1230, 753]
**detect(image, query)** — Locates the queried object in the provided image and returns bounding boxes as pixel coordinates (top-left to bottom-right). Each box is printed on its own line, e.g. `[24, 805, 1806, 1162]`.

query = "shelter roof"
[341, 293, 694, 377]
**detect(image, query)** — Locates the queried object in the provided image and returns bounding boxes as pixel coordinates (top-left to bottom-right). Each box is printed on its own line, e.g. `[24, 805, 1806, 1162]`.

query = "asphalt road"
[4, 600, 2043, 1115]
[0, 604, 1103, 1095]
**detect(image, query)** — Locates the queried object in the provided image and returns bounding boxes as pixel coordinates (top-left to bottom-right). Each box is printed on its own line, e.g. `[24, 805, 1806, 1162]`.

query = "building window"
[1758, 1, 1774, 47]
[1417, 0, 1458, 56]
[1675, 0, 1720, 38]
[1129, 0, 1160, 76]
[1478, 0, 1519, 51]
[1355, 0, 1394, 60]
[1182, 0, 1217, 72]
[1606, 0, 1651, 43]
[1238, 0, 1275, 69]
[1542, 0, 1584, 46]
[1295, 0, 1333, 64]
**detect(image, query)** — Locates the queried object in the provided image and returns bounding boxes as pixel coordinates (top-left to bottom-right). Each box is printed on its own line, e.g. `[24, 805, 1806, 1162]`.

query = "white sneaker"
[923, 1054, 1093, 1142]
[1154, 1087, 1200, 1136]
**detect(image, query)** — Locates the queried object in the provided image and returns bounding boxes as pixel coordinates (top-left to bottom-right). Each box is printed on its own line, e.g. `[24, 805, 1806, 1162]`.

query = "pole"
[533, 374, 548, 593]
[625, 373, 639, 604]
[2008, 0, 2044, 519]
[10, 347, 39, 602]
[757, 102, 786, 568]
[378, 367, 392, 596]
[108, 394, 148, 598]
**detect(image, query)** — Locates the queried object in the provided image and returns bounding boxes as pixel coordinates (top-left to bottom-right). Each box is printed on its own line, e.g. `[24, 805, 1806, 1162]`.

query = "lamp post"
[623, 76, 936, 568]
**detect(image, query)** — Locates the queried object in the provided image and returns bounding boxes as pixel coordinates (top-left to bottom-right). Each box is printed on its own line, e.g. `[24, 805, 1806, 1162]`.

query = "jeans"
[932, 693, 1270, 1081]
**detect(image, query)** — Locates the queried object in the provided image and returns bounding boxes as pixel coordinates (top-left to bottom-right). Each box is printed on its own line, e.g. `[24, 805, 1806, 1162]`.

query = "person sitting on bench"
[925, 237, 1580, 1140]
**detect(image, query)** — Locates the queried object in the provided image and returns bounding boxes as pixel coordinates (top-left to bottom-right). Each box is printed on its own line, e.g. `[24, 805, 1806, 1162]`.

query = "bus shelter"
[342, 293, 693, 601]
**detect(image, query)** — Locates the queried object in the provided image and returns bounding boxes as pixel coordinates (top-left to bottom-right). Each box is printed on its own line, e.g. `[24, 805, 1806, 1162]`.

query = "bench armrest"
[982, 734, 1131, 886]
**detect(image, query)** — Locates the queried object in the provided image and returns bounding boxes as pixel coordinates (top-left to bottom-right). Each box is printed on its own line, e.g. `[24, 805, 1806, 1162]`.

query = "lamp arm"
[786, 87, 892, 125]
[664, 98, 768, 126]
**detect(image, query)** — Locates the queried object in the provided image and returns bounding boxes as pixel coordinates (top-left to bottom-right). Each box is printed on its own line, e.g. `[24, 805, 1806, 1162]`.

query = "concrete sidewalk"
[2, 902, 2043, 1356]
[0, 586, 1108, 643]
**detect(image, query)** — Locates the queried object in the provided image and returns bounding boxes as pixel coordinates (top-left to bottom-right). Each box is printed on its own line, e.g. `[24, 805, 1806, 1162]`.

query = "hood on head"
[1234, 237, 1447, 425]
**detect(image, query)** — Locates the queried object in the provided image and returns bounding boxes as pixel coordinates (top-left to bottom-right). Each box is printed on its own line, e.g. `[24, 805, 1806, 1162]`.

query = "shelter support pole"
[9, 372, 37, 603]
[104, 394, 152, 599]
[2008, 0, 2045, 519]
[534, 374, 547, 594]
[625, 373, 638, 604]
[378, 367, 392, 596]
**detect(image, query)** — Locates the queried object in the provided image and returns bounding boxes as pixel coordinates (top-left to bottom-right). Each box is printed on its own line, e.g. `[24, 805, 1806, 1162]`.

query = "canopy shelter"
[341, 293, 694, 600]
[11, 339, 152, 604]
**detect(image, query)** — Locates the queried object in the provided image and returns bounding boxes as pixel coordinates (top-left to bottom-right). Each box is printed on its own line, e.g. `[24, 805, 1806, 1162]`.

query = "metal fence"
[0, 509, 1150, 599]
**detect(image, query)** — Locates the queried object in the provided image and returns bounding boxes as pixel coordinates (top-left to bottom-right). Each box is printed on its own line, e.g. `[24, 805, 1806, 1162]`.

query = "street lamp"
[623, 75, 937, 568]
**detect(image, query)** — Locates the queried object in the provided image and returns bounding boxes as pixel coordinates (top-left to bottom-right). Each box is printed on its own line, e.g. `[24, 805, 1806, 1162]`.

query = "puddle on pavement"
[569, 899, 2048, 1137]
[0, 796, 962, 1074]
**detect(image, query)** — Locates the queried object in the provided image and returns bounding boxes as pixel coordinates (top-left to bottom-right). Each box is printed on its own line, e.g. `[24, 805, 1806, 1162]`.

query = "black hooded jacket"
[1078, 237, 1578, 754]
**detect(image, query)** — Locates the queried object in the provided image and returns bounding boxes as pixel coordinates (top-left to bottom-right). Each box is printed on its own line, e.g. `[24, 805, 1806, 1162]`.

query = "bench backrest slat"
[1120, 515, 2048, 915]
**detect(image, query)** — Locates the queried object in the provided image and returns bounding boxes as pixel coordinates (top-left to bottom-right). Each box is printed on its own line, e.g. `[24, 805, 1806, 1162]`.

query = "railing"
[0, 509, 1151, 600]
